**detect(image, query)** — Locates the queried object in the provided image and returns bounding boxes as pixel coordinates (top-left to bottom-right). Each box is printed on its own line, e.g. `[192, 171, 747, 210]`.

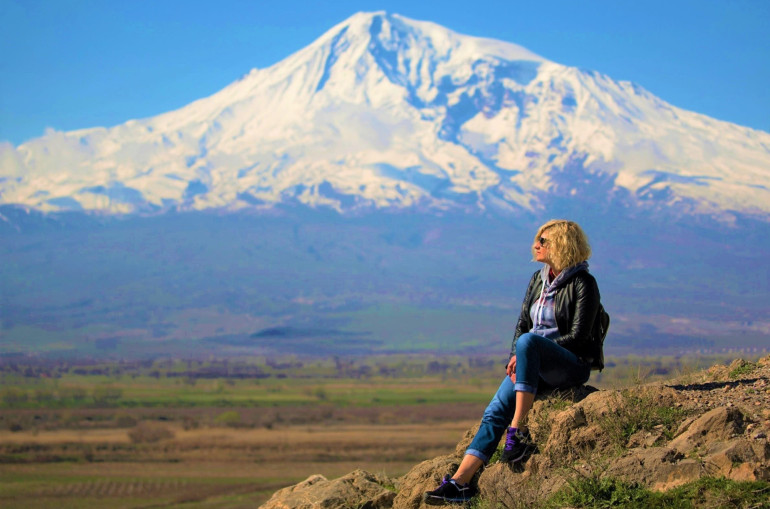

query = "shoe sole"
[501, 443, 537, 464]
[423, 494, 472, 505]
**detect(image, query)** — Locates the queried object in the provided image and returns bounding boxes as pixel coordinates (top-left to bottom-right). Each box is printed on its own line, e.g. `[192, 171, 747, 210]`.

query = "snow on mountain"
[1, 11, 769, 219]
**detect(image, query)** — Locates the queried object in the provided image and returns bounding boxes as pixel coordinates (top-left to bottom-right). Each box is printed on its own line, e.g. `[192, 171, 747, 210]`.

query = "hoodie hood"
[539, 261, 589, 290]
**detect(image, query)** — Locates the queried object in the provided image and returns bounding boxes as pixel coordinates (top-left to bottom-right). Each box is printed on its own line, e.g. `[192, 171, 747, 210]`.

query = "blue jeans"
[465, 333, 591, 462]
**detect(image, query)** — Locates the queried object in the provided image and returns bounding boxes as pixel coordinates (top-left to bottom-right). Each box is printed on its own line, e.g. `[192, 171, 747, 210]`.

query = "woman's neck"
[548, 266, 561, 281]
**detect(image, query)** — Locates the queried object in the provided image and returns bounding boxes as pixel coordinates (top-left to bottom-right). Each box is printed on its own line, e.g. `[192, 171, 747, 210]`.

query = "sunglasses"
[537, 237, 549, 246]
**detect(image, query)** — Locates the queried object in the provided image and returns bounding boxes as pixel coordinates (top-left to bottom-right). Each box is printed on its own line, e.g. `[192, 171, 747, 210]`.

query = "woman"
[424, 219, 604, 505]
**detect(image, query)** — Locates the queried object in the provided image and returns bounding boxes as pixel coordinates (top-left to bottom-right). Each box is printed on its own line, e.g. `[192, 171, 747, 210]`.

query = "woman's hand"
[506, 355, 517, 382]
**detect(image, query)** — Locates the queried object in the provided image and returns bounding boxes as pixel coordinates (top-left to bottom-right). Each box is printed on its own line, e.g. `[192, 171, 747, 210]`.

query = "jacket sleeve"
[555, 273, 600, 354]
[510, 270, 539, 357]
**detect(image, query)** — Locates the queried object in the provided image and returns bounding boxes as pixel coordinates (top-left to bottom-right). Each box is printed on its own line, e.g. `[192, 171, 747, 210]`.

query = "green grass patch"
[549, 476, 653, 508]
[548, 475, 770, 508]
[728, 361, 757, 379]
[599, 389, 691, 450]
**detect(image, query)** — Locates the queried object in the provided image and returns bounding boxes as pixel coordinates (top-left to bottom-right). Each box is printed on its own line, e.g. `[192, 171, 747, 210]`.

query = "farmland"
[0, 353, 759, 508]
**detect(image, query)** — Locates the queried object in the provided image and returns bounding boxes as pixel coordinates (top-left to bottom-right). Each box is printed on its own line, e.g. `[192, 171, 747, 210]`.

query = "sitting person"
[424, 219, 605, 505]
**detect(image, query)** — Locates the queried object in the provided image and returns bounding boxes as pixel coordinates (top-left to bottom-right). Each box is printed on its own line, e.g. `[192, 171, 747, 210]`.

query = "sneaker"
[423, 475, 476, 505]
[500, 427, 536, 464]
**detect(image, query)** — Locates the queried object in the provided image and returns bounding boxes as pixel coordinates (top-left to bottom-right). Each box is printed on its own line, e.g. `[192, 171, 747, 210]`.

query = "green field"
[1, 353, 755, 412]
[1, 353, 766, 508]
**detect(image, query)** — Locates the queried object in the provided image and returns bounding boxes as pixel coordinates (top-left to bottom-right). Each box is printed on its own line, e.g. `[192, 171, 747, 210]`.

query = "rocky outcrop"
[260, 470, 396, 509]
[260, 356, 770, 508]
[391, 427, 476, 509]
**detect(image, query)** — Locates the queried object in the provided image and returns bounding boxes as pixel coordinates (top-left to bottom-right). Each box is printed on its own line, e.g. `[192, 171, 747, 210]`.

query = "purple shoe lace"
[439, 475, 468, 489]
[436, 474, 452, 488]
[504, 427, 518, 451]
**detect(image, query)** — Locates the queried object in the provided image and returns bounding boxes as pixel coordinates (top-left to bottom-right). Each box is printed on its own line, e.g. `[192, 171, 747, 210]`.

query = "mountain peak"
[1, 13, 769, 219]
[313, 11, 547, 71]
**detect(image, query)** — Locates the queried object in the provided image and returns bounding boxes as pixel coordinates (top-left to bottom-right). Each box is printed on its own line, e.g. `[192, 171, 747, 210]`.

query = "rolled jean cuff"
[465, 448, 489, 463]
[514, 381, 537, 394]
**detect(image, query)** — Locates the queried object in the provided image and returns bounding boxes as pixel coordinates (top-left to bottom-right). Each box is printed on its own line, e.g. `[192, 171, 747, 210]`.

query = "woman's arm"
[510, 270, 540, 356]
[555, 272, 600, 353]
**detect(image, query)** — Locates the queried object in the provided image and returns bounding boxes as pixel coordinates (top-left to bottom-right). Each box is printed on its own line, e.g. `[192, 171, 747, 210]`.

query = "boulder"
[537, 405, 589, 463]
[702, 438, 770, 482]
[606, 447, 702, 491]
[389, 426, 475, 509]
[391, 455, 461, 509]
[260, 469, 396, 509]
[477, 459, 567, 507]
[575, 389, 616, 420]
[670, 407, 745, 454]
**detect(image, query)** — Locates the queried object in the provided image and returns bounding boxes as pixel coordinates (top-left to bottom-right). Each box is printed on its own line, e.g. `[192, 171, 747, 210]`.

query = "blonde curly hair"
[531, 219, 591, 271]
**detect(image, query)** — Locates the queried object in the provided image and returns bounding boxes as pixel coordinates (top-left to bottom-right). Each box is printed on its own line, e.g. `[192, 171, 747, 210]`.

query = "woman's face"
[534, 230, 552, 265]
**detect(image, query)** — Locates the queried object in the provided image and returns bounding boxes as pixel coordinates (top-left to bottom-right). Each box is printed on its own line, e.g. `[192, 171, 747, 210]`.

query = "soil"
[666, 357, 770, 438]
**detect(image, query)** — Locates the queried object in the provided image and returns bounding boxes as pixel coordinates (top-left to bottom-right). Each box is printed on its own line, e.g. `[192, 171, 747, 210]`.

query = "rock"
[391, 455, 462, 509]
[537, 406, 588, 462]
[707, 366, 727, 380]
[260, 469, 396, 509]
[674, 416, 698, 437]
[702, 438, 770, 482]
[575, 390, 615, 419]
[607, 447, 702, 491]
[628, 429, 664, 448]
[262, 358, 770, 508]
[670, 407, 746, 454]
[536, 384, 599, 403]
[477, 461, 565, 508]
[569, 424, 610, 455]
[476, 463, 520, 508]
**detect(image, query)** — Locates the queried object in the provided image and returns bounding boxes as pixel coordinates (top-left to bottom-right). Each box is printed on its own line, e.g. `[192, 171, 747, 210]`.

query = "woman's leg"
[512, 333, 591, 427]
[452, 376, 517, 483]
[511, 390, 535, 429]
[499, 389, 537, 464]
[452, 455, 484, 485]
[445, 335, 590, 482]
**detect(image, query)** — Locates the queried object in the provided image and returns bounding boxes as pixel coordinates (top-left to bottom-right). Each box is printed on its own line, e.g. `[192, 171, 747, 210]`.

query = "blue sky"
[1, 0, 768, 145]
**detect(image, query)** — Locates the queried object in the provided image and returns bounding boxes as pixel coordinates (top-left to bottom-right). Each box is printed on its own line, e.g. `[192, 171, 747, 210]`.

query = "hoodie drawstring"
[533, 275, 548, 329]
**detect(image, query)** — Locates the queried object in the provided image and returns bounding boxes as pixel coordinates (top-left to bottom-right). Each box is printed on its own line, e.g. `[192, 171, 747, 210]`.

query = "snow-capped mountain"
[1, 11, 769, 219]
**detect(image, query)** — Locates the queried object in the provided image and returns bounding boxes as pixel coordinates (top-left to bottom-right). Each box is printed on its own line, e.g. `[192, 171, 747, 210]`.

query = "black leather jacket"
[510, 267, 602, 363]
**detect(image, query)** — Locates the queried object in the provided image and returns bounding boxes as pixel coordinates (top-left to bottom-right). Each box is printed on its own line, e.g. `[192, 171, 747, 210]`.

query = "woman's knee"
[481, 405, 511, 427]
[515, 333, 541, 357]
[481, 378, 516, 423]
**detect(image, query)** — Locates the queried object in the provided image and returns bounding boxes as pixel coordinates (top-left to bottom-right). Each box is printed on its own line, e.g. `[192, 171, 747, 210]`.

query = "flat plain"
[0, 354, 756, 508]
[1, 420, 479, 508]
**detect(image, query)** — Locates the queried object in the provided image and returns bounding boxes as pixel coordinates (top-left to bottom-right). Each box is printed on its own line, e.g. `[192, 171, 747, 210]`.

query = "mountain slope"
[1, 11, 769, 219]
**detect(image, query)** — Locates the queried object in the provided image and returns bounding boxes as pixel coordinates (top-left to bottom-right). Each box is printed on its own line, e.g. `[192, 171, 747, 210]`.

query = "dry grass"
[127, 422, 175, 443]
[0, 428, 130, 444]
[1, 401, 486, 432]
[0, 420, 477, 508]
